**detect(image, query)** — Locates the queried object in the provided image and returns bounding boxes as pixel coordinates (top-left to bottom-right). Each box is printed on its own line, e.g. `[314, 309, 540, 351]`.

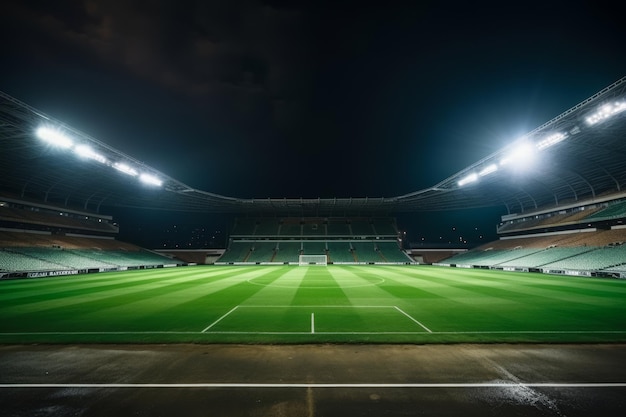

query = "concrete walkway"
[1, 343, 626, 416]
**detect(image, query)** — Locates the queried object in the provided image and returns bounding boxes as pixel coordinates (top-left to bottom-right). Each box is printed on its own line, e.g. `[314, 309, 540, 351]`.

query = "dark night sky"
[1, 1, 625, 246]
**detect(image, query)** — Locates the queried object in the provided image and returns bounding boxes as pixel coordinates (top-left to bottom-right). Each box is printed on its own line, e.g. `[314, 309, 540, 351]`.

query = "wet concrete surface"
[1, 343, 625, 416]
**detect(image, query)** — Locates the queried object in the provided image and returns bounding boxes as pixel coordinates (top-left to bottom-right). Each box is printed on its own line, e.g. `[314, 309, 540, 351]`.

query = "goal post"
[299, 254, 327, 266]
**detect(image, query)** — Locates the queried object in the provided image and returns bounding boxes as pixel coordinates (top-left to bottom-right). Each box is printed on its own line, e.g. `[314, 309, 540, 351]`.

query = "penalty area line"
[202, 306, 239, 333]
[394, 306, 432, 333]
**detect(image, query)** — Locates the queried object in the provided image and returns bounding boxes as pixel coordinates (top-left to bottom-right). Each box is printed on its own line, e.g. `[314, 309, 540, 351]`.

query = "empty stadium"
[5, 0, 626, 412]
[3, 73, 626, 414]
[1, 76, 626, 345]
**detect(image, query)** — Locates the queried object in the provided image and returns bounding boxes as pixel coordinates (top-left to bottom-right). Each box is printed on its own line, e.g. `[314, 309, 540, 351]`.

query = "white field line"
[2, 330, 626, 336]
[394, 306, 432, 333]
[424, 330, 626, 335]
[237, 305, 396, 308]
[0, 331, 200, 335]
[202, 306, 239, 333]
[193, 331, 425, 335]
[1, 382, 625, 389]
[311, 313, 315, 334]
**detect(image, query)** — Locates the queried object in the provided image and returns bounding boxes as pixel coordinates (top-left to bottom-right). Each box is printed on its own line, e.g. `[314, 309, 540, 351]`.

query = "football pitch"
[1, 264, 626, 344]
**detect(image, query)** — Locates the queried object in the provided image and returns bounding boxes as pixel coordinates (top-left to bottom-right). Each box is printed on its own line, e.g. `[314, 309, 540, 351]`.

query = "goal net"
[299, 254, 327, 266]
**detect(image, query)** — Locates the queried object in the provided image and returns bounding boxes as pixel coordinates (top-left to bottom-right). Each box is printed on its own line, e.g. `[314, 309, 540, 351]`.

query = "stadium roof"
[1, 76, 625, 216]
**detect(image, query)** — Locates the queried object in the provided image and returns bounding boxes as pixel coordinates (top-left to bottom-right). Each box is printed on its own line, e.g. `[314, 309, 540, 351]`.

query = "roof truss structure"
[1, 77, 625, 216]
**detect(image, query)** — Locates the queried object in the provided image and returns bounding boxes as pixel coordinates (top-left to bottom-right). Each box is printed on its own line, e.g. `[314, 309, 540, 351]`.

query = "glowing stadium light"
[113, 162, 138, 176]
[139, 173, 163, 187]
[585, 101, 626, 125]
[500, 141, 535, 167]
[478, 164, 498, 177]
[458, 173, 478, 187]
[36, 127, 73, 148]
[74, 145, 107, 164]
[536, 132, 567, 150]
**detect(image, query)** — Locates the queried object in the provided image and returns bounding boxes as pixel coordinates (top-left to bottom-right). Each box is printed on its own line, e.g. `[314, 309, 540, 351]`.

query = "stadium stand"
[372, 219, 398, 236]
[496, 199, 626, 236]
[216, 217, 412, 265]
[244, 241, 277, 263]
[441, 217, 626, 278]
[9, 247, 118, 270]
[273, 242, 302, 263]
[230, 218, 257, 236]
[326, 220, 350, 236]
[255, 219, 280, 236]
[351, 241, 382, 263]
[496, 247, 590, 268]
[0, 200, 119, 234]
[584, 201, 626, 222]
[541, 245, 626, 271]
[302, 241, 327, 255]
[350, 220, 375, 236]
[279, 220, 302, 237]
[302, 220, 325, 236]
[377, 241, 418, 263]
[0, 237, 181, 276]
[0, 198, 183, 278]
[0, 249, 67, 272]
[436, 179, 626, 279]
[218, 241, 253, 263]
[326, 241, 355, 263]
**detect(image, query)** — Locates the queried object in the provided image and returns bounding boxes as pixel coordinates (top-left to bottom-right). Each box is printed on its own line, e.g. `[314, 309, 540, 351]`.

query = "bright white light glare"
[478, 164, 498, 177]
[585, 101, 626, 125]
[500, 142, 535, 167]
[113, 162, 138, 176]
[536, 132, 567, 150]
[458, 173, 478, 187]
[74, 145, 107, 164]
[139, 173, 163, 187]
[36, 127, 73, 148]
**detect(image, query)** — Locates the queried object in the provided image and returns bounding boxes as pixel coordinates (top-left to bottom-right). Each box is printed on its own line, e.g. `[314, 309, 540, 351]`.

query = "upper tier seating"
[584, 201, 626, 221]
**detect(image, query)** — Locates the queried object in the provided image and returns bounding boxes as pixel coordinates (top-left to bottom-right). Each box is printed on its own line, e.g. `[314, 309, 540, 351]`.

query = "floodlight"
[36, 127, 73, 148]
[478, 164, 498, 177]
[458, 173, 478, 187]
[500, 141, 535, 167]
[74, 145, 107, 164]
[139, 173, 163, 187]
[585, 101, 626, 125]
[113, 162, 138, 176]
[536, 132, 566, 150]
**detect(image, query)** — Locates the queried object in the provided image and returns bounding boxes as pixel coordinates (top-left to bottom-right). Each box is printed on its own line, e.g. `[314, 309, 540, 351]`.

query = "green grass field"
[1, 265, 626, 344]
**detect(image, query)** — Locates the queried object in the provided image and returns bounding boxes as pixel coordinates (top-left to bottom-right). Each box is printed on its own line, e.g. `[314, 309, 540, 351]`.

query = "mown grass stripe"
[1, 265, 625, 343]
[0, 266, 265, 315]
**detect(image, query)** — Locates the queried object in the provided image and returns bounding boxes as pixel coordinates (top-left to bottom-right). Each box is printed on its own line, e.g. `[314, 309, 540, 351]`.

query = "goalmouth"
[299, 254, 328, 266]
